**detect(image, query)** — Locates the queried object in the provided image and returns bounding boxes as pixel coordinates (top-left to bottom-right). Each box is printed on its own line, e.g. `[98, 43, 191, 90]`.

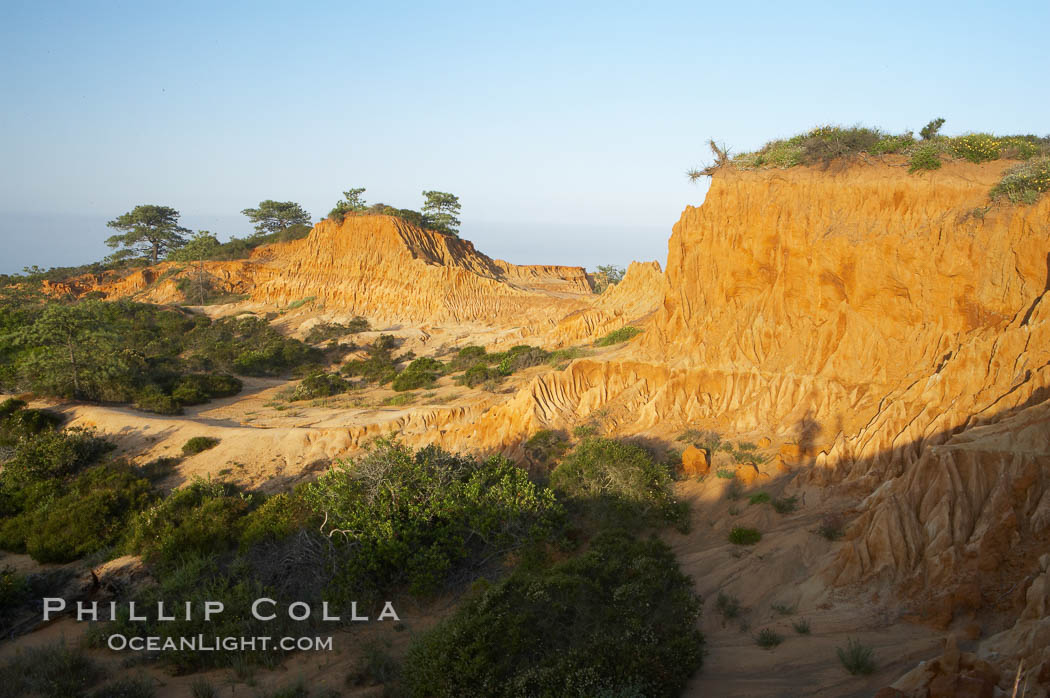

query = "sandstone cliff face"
[59, 216, 661, 344]
[456, 160, 1050, 633]
[551, 261, 664, 344]
[46, 162, 1050, 659]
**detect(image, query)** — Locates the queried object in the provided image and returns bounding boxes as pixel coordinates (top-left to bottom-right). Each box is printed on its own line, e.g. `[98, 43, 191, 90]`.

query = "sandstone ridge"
[46, 215, 663, 342]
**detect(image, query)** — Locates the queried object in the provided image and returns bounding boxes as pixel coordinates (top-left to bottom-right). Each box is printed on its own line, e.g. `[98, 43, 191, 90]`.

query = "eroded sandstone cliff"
[471, 157, 1050, 687]
[48, 216, 661, 344]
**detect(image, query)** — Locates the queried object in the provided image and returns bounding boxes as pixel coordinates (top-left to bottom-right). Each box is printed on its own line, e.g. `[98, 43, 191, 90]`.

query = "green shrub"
[949, 133, 1002, 163]
[716, 591, 741, 620]
[488, 345, 551, 373]
[382, 392, 416, 406]
[448, 345, 487, 371]
[0, 641, 107, 697]
[748, 492, 770, 505]
[999, 136, 1044, 160]
[0, 566, 30, 612]
[24, 465, 154, 563]
[2, 301, 317, 413]
[291, 371, 349, 401]
[402, 532, 704, 697]
[735, 139, 805, 169]
[523, 429, 570, 469]
[175, 274, 240, 306]
[188, 315, 323, 377]
[837, 638, 876, 675]
[8, 407, 64, 435]
[771, 601, 796, 615]
[772, 495, 799, 514]
[735, 125, 883, 168]
[133, 384, 182, 414]
[920, 118, 945, 141]
[170, 373, 242, 406]
[182, 436, 220, 455]
[455, 362, 499, 388]
[3, 427, 114, 482]
[990, 156, 1050, 204]
[302, 439, 561, 599]
[305, 318, 369, 344]
[547, 346, 590, 367]
[818, 513, 846, 540]
[869, 133, 915, 154]
[551, 437, 686, 529]
[908, 143, 943, 172]
[0, 397, 26, 418]
[594, 326, 642, 346]
[392, 357, 445, 391]
[728, 122, 1046, 181]
[677, 428, 721, 450]
[340, 335, 406, 385]
[124, 478, 253, 570]
[715, 468, 735, 479]
[1, 405, 65, 449]
[792, 618, 811, 634]
[798, 125, 882, 163]
[728, 526, 761, 545]
[239, 492, 309, 548]
[572, 424, 598, 439]
[755, 628, 784, 649]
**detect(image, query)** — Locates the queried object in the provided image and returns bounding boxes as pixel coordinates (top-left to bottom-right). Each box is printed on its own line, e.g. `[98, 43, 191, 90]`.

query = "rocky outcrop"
[54, 216, 662, 344]
[456, 159, 1050, 635]
[551, 261, 664, 344]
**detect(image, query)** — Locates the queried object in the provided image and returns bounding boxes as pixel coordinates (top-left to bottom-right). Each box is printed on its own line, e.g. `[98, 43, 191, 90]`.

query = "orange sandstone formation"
[441, 158, 1050, 680]
[42, 157, 1050, 687]
[49, 216, 661, 344]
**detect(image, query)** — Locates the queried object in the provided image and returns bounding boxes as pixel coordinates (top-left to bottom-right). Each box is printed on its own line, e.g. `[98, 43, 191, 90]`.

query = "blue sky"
[2, 0, 1047, 274]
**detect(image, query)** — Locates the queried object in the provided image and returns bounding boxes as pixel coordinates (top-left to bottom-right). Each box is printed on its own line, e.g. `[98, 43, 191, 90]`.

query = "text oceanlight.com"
[106, 635, 334, 652]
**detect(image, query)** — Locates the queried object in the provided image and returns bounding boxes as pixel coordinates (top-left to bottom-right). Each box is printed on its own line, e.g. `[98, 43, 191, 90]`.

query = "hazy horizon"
[3, 0, 1048, 274]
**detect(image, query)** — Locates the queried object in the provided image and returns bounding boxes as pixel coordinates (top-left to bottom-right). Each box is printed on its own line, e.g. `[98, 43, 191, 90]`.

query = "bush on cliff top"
[990, 156, 1050, 204]
[729, 124, 1049, 171]
[703, 123, 1050, 205]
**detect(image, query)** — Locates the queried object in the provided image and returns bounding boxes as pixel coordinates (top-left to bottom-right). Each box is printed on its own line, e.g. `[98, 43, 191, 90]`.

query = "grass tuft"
[728, 526, 761, 545]
[716, 591, 741, 620]
[595, 326, 643, 347]
[771, 495, 799, 514]
[837, 637, 876, 675]
[755, 628, 784, 649]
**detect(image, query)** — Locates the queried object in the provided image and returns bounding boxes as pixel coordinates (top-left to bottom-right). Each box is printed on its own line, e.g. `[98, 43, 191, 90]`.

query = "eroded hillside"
[10, 157, 1050, 696]
[43, 215, 663, 344]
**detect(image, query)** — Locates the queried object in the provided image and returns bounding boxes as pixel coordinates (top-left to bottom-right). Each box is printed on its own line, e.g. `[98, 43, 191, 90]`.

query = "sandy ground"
[669, 474, 944, 697]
